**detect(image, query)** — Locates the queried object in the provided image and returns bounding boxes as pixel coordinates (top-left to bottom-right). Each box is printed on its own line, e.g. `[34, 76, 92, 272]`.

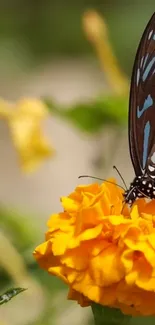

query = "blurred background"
[1, 1, 155, 324]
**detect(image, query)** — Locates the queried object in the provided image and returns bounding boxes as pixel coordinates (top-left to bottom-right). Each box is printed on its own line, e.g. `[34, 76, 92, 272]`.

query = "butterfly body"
[124, 174, 155, 204]
[125, 12, 155, 204]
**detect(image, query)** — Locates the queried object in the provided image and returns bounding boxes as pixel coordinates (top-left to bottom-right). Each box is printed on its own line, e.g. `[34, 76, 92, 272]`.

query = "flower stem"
[83, 10, 129, 96]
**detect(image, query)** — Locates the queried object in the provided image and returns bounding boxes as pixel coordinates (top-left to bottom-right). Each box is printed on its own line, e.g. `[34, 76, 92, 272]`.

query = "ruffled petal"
[33, 179, 155, 316]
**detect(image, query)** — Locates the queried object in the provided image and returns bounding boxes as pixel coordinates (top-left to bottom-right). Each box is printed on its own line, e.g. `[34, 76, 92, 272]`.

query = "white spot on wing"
[148, 30, 153, 39]
[140, 56, 144, 68]
[148, 165, 155, 172]
[137, 68, 140, 86]
[151, 152, 155, 163]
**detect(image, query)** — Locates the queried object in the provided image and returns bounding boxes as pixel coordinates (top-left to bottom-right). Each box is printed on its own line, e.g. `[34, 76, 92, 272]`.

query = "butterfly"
[124, 12, 155, 205]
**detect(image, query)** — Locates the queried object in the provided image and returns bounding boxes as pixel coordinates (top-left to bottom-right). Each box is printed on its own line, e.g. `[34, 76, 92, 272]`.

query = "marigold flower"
[0, 98, 54, 172]
[34, 179, 155, 316]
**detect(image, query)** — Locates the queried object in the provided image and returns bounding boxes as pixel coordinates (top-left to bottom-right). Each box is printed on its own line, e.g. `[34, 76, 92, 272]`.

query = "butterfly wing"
[129, 12, 155, 175]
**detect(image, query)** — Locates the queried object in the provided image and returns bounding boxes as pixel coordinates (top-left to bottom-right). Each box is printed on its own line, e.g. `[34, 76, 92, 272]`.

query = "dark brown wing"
[129, 12, 155, 175]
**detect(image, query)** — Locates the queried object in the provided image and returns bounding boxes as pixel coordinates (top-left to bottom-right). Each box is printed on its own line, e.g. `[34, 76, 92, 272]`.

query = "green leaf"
[0, 287, 26, 305]
[44, 95, 128, 133]
[92, 303, 131, 325]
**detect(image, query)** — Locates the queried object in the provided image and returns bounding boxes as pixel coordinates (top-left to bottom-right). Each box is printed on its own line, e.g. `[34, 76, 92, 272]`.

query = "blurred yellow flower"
[34, 180, 155, 316]
[83, 10, 129, 96]
[0, 98, 54, 172]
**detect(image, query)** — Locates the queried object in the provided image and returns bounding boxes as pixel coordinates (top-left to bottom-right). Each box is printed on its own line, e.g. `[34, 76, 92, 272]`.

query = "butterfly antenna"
[122, 186, 149, 214]
[113, 165, 128, 190]
[137, 188, 150, 199]
[121, 201, 127, 214]
[78, 175, 125, 190]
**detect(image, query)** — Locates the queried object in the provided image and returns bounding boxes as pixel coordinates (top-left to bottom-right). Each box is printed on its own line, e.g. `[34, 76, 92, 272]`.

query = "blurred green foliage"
[45, 95, 128, 133]
[0, 206, 67, 323]
[0, 0, 155, 74]
[0, 207, 40, 255]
